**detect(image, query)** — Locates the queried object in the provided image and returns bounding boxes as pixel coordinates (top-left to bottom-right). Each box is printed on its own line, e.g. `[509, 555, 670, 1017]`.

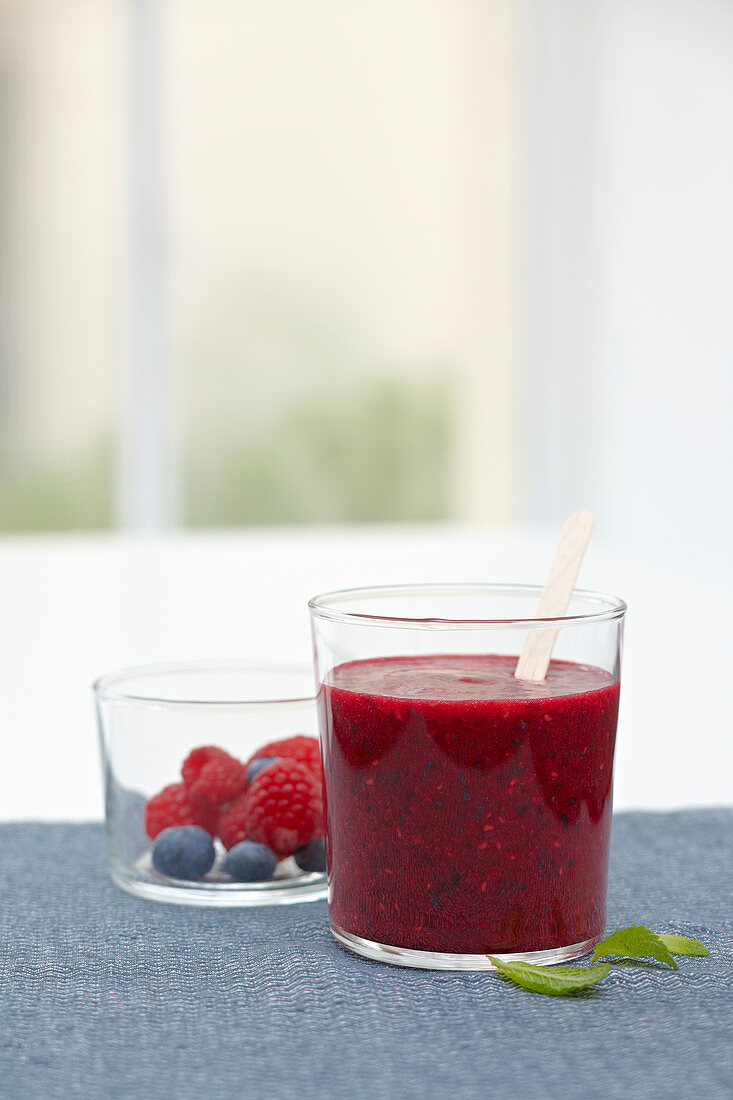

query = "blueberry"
[152, 826, 215, 881]
[294, 838, 327, 873]
[225, 840, 277, 882]
[246, 756, 279, 785]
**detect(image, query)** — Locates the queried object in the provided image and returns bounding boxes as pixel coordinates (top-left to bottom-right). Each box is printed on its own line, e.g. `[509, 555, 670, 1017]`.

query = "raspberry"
[247, 736, 321, 782]
[144, 783, 218, 840]
[181, 745, 247, 810]
[245, 760, 324, 857]
[217, 792, 251, 851]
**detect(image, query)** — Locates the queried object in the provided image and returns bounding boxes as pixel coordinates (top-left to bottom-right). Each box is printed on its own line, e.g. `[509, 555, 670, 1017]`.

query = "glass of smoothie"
[309, 584, 625, 969]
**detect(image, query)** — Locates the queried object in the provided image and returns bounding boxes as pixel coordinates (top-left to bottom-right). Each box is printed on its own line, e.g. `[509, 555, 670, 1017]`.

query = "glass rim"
[308, 582, 627, 630]
[92, 659, 314, 709]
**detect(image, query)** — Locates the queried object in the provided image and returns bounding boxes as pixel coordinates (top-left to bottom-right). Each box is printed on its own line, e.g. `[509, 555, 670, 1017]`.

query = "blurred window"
[8, 0, 728, 576]
[0, 0, 516, 532]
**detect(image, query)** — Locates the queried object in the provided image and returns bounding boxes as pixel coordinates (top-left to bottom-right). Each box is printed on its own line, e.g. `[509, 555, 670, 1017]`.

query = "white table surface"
[2, 523, 731, 820]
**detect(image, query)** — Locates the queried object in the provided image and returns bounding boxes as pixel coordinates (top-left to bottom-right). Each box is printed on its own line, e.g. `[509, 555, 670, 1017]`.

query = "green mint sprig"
[489, 958, 610, 996]
[656, 933, 710, 957]
[491, 925, 710, 996]
[591, 924, 678, 969]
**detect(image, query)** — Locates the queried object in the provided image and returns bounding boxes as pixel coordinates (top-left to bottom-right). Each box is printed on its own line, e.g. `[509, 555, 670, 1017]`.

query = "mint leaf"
[657, 933, 710, 957]
[489, 957, 610, 996]
[592, 925, 678, 970]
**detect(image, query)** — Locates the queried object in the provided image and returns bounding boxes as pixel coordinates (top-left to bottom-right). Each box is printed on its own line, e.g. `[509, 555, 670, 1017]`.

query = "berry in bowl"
[95, 663, 327, 906]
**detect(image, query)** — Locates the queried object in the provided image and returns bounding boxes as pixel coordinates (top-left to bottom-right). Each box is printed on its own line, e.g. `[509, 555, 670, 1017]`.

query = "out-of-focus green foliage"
[0, 374, 454, 531]
[184, 373, 454, 526]
[0, 435, 114, 531]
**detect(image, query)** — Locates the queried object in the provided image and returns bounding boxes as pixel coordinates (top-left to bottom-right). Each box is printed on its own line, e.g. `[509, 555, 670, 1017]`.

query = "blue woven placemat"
[0, 810, 731, 1100]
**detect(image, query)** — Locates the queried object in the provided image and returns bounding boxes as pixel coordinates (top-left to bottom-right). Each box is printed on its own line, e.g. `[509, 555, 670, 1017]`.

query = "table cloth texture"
[0, 809, 731, 1100]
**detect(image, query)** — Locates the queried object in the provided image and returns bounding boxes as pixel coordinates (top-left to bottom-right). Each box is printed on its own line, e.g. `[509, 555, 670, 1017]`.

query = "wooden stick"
[514, 511, 594, 682]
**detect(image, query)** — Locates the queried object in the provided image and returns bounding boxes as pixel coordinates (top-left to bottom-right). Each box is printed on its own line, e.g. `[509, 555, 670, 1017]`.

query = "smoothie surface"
[327, 653, 615, 702]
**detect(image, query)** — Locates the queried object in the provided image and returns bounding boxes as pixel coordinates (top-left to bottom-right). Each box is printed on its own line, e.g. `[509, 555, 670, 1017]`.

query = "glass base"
[110, 851, 328, 908]
[331, 924, 601, 971]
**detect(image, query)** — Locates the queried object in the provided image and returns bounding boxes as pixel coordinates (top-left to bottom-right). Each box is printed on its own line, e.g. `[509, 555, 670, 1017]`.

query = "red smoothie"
[319, 654, 619, 956]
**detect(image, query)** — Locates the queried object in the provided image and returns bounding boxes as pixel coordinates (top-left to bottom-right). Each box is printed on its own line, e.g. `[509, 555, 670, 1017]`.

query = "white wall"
[3, 0, 122, 456]
[523, 0, 733, 579]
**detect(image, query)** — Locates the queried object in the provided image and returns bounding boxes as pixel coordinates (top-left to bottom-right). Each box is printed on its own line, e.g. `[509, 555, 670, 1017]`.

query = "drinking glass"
[95, 661, 327, 906]
[310, 584, 625, 969]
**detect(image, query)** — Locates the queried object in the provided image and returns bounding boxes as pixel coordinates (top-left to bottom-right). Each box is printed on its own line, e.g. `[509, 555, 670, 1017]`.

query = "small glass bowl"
[94, 661, 327, 907]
